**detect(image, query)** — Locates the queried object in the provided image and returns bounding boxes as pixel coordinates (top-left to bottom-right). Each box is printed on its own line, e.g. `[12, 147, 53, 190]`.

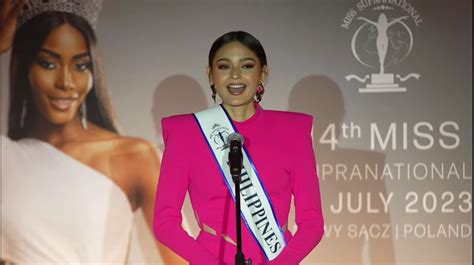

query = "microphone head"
[227, 132, 244, 146]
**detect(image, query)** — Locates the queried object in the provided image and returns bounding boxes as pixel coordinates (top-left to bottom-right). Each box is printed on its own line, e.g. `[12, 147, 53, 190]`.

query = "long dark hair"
[8, 11, 120, 140]
[208, 31, 267, 67]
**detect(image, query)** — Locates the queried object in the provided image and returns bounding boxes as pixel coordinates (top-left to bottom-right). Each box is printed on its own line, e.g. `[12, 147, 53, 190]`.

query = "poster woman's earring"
[20, 99, 27, 128]
[80, 102, 88, 130]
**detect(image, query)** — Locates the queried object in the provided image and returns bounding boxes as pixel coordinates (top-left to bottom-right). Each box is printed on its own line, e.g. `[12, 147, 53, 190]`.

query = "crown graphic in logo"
[17, 0, 102, 29]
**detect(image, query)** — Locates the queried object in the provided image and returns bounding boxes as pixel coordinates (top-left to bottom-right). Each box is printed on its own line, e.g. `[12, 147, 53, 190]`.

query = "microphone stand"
[229, 139, 252, 265]
[232, 172, 247, 265]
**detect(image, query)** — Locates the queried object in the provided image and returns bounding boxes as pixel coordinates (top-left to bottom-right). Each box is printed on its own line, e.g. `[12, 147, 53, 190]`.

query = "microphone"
[227, 133, 244, 180]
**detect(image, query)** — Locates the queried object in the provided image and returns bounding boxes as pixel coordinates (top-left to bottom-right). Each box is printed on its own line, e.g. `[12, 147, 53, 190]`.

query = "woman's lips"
[49, 97, 78, 111]
[227, 84, 246, 95]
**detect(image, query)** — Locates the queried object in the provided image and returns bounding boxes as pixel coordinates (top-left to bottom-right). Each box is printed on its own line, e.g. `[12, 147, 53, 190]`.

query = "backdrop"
[1, 0, 471, 264]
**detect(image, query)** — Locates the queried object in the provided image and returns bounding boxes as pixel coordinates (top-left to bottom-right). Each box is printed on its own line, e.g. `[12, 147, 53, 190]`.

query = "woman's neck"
[222, 101, 256, 122]
[28, 116, 88, 146]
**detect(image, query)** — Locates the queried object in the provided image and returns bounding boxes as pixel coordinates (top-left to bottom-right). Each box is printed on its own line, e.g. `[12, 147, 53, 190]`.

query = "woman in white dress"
[0, 0, 184, 263]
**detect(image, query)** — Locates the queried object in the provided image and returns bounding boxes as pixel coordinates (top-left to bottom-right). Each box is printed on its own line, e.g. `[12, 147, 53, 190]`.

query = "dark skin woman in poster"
[1, 0, 184, 263]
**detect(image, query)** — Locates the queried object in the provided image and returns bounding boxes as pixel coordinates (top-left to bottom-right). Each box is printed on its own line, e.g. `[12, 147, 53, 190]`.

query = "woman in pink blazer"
[154, 31, 324, 264]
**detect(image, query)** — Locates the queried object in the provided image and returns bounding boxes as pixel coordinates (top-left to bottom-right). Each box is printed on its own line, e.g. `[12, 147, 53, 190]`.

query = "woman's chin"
[44, 113, 76, 126]
[223, 97, 254, 107]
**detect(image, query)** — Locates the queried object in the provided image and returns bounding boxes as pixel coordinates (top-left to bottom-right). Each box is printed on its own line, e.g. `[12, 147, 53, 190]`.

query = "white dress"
[1, 136, 134, 264]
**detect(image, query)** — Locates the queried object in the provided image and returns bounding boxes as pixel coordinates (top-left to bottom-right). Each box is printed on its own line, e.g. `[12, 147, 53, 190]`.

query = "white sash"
[193, 105, 286, 260]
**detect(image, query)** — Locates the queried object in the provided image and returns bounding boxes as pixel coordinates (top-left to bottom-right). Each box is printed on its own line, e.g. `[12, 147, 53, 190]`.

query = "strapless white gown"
[1, 136, 134, 264]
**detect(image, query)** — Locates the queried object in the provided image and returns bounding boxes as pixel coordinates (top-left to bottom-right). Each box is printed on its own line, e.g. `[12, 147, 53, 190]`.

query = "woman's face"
[208, 41, 268, 108]
[29, 23, 93, 126]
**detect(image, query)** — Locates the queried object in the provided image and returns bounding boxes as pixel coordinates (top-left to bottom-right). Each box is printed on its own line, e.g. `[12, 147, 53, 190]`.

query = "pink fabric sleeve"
[153, 117, 220, 264]
[269, 116, 324, 265]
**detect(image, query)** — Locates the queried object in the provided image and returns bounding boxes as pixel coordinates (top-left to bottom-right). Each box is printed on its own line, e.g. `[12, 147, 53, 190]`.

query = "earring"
[255, 84, 265, 103]
[20, 99, 27, 128]
[80, 102, 88, 130]
[210, 84, 217, 103]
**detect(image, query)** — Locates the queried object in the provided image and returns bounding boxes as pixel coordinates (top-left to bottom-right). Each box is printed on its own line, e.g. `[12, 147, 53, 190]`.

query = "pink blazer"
[154, 107, 324, 264]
